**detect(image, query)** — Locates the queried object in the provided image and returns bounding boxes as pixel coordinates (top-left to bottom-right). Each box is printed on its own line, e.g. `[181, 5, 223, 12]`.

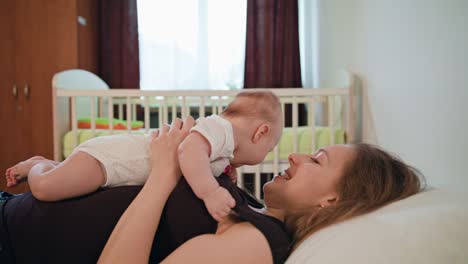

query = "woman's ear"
[319, 193, 339, 208]
[252, 124, 270, 143]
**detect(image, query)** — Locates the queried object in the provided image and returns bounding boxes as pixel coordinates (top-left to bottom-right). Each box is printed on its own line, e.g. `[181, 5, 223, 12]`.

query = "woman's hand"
[148, 116, 195, 188]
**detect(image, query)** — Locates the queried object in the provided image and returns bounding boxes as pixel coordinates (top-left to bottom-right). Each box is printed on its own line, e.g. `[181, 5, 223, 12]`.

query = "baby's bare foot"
[5, 156, 47, 187]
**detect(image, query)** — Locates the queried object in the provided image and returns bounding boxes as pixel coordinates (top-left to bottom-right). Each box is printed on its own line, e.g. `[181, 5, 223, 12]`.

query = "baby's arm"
[178, 132, 235, 221]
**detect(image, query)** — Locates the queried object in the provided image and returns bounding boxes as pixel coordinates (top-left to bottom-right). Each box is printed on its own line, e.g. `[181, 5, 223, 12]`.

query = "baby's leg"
[5, 156, 59, 187]
[27, 151, 106, 202]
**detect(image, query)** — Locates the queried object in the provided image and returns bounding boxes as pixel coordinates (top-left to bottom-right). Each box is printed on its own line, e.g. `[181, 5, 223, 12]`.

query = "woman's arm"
[162, 222, 272, 264]
[98, 117, 195, 264]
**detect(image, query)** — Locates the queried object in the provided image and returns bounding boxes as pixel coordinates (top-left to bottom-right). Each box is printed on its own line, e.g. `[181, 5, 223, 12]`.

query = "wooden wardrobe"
[0, 0, 98, 193]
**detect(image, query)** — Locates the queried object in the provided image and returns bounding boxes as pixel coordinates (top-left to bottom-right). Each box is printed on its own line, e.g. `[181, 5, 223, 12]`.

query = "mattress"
[62, 126, 345, 160]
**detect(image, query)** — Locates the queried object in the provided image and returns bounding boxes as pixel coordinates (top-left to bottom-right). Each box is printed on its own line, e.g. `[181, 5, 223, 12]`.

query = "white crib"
[52, 70, 361, 199]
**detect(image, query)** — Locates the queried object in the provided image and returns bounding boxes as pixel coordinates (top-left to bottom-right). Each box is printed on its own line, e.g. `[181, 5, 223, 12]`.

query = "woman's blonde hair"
[285, 143, 425, 249]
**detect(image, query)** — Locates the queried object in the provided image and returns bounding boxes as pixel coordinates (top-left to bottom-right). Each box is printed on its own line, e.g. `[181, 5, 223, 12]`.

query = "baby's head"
[222, 90, 283, 166]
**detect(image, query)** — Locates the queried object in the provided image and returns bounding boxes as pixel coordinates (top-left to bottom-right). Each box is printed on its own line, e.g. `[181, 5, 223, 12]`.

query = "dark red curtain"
[99, 0, 140, 89]
[244, 0, 306, 126]
[99, 0, 140, 121]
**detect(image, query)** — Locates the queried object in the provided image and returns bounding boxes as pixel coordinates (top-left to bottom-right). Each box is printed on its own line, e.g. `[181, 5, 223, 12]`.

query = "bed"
[52, 69, 361, 199]
[286, 188, 468, 263]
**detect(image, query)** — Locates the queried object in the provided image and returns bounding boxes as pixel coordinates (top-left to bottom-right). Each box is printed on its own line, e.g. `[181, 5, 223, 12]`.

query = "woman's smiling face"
[263, 144, 356, 212]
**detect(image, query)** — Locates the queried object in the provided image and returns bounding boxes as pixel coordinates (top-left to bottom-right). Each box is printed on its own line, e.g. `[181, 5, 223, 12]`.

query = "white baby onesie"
[189, 115, 235, 177]
[73, 114, 234, 187]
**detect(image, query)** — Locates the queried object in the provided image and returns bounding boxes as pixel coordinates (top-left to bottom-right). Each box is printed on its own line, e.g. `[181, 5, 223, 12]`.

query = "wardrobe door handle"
[12, 85, 17, 97]
[24, 83, 29, 98]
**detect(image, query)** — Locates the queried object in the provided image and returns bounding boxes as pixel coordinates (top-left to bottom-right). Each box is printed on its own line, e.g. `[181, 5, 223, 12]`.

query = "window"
[137, 0, 247, 90]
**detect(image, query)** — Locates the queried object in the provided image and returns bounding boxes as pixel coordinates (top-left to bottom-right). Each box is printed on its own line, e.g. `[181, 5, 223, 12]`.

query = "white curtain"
[300, 0, 336, 127]
[137, 0, 247, 90]
[298, 0, 319, 88]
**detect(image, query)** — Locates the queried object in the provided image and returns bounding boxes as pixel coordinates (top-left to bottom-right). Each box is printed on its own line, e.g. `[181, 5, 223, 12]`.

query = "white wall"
[315, 0, 468, 191]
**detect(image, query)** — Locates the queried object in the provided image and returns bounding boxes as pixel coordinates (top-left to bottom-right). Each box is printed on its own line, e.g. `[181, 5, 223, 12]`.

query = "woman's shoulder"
[219, 220, 269, 240]
[163, 220, 273, 264]
[218, 176, 292, 263]
[213, 221, 274, 263]
[233, 212, 291, 264]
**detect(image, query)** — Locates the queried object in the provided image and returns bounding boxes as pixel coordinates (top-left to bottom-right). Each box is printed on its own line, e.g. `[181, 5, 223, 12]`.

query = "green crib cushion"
[265, 126, 345, 161]
[63, 126, 345, 160]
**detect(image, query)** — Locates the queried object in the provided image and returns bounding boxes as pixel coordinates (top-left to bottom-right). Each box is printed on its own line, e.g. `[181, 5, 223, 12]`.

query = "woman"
[1, 117, 424, 263]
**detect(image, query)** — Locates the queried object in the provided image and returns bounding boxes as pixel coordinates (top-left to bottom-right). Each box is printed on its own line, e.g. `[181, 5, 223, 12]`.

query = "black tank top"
[152, 175, 291, 263]
[3, 175, 291, 264]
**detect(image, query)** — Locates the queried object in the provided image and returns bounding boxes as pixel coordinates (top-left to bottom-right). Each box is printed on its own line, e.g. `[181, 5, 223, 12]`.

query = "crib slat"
[328, 96, 335, 145]
[163, 96, 169, 127]
[163, 97, 169, 126]
[281, 102, 285, 121]
[132, 103, 137, 122]
[211, 99, 216, 115]
[292, 97, 298, 153]
[347, 74, 357, 143]
[255, 165, 261, 199]
[144, 96, 150, 132]
[90, 96, 96, 136]
[182, 96, 187, 119]
[118, 102, 123, 120]
[237, 167, 244, 189]
[71, 96, 78, 148]
[308, 97, 316, 152]
[156, 97, 161, 127]
[200, 96, 205, 117]
[98, 97, 104, 117]
[126, 96, 131, 132]
[187, 99, 191, 117]
[217, 96, 223, 114]
[108, 96, 114, 134]
[172, 102, 177, 120]
[273, 145, 279, 176]
[341, 95, 347, 131]
[280, 100, 286, 174]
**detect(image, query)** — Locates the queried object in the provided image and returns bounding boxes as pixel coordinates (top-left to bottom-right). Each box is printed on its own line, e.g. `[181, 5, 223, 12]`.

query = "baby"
[5, 90, 283, 221]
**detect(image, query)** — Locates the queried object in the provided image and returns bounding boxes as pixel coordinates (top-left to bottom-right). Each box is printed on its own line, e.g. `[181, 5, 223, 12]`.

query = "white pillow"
[286, 189, 468, 264]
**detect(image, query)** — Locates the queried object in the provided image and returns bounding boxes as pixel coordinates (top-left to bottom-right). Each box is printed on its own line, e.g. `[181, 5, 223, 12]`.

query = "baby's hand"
[203, 186, 236, 222]
[224, 165, 238, 183]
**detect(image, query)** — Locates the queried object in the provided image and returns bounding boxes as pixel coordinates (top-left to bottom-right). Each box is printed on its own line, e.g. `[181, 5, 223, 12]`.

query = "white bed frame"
[52, 71, 361, 198]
